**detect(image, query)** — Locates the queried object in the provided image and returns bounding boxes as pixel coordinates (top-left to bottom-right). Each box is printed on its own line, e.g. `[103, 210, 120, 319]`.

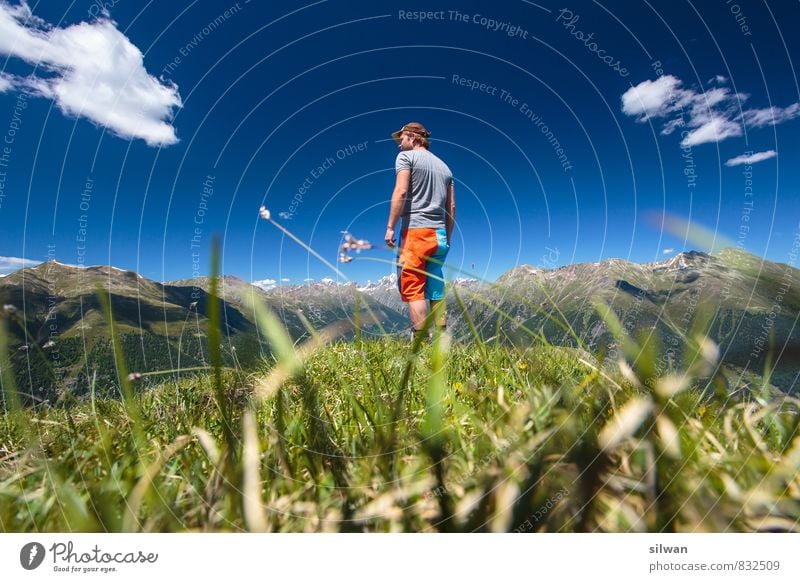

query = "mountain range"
[0, 248, 797, 403]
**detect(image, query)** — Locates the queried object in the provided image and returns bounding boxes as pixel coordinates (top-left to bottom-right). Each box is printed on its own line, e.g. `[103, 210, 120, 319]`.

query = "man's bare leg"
[408, 299, 428, 331]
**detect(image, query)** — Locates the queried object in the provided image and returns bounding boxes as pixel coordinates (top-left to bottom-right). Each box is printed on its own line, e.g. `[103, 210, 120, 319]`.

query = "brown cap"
[391, 122, 430, 144]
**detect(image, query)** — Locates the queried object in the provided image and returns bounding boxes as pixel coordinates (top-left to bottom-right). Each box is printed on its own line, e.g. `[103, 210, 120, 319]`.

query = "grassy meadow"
[1, 276, 799, 533]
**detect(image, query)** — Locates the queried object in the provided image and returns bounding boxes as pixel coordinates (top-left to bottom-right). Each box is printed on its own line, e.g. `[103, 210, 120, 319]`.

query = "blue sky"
[1, 0, 799, 286]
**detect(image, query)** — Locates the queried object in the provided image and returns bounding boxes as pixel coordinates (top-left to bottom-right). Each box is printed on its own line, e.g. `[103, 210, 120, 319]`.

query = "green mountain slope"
[441, 250, 799, 390]
[0, 262, 408, 403]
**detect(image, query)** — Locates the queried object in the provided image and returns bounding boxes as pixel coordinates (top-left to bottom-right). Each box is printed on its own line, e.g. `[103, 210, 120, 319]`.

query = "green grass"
[1, 332, 798, 532]
[0, 238, 798, 533]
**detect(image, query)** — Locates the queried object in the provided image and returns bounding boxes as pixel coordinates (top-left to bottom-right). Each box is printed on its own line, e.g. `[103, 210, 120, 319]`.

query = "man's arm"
[385, 169, 410, 248]
[445, 181, 456, 245]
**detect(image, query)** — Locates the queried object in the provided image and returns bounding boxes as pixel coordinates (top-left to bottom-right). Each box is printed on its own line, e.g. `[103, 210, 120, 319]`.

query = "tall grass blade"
[206, 237, 237, 461]
[0, 306, 22, 416]
[95, 283, 145, 455]
[242, 411, 268, 532]
[122, 435, 192, 531]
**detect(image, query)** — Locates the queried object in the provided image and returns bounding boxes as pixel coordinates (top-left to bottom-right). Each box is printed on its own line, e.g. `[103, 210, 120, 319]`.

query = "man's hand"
[385, 226, 396, 249]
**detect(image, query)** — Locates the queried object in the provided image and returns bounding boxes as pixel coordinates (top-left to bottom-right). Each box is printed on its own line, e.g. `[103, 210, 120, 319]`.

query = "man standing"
[385, 122, 456, 338]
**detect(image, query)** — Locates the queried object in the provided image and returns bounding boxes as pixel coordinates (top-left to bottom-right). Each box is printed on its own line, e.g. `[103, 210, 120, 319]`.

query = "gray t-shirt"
[395, 149, 453, 230]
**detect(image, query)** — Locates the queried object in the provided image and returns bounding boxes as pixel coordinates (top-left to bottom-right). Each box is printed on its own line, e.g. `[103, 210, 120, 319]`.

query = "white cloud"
[725, 150, 777, 167]
[0, 72, 12, 92]
[0, 255, 40, 275]
[252, 278, 277, 291]
[0, 1, 181, 146]
[278, 212, 292, 220]
[280, 277, 290, 283]
[694, 86, 733, 110]
[622, 74, 799, 147]
[739, 104, 800, 128]
[680, 116, 742, 147]
[659, 117, 684, 136]
[662, 248, 674, 255]
[621, 75, 687, 120]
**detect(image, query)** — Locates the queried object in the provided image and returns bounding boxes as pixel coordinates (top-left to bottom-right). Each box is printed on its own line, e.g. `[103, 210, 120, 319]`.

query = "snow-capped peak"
[357, 273, 397, 291]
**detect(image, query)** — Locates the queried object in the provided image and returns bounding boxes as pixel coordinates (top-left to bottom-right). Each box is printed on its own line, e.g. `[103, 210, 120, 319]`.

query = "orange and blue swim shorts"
[396, 227, 449, 302]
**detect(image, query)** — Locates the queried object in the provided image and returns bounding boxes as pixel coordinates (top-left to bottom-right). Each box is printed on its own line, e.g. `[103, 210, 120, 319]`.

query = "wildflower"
[3, 304, 17, 313]
[259, 206, 271, 220]
[453, 382, 463, 393]
[518, 361, 528, 371]
[43, 340, 56, 349]
[698, 405, 707, 418]
[127, 372, 142, 382]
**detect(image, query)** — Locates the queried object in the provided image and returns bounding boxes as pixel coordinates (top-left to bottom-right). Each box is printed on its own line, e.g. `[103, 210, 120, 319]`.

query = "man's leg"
[424, 229, 449, 332]
[408, 299, 428, 331]
[398, 229, 433, 332]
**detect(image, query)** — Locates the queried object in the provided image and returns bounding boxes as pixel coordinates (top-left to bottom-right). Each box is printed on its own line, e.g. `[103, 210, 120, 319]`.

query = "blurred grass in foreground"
[1, 329, 798, 532]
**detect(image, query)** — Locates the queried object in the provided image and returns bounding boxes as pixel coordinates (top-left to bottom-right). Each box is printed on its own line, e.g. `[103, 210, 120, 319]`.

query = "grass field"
[1, 295, 799, 532]
[2, 240, 799, 533]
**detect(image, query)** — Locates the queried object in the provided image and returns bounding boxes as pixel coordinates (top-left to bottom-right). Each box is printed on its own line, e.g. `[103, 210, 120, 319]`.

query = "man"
[385, 122, 456, 338]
